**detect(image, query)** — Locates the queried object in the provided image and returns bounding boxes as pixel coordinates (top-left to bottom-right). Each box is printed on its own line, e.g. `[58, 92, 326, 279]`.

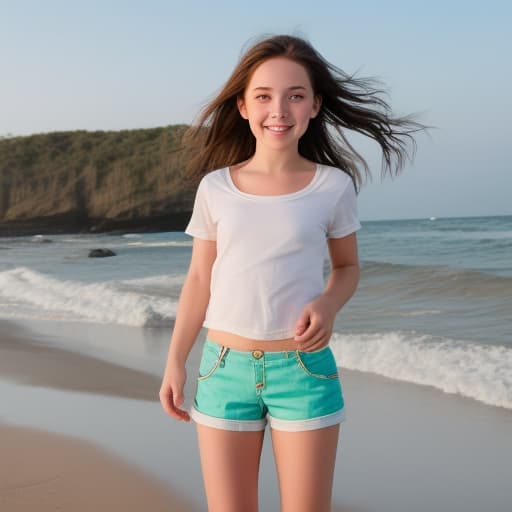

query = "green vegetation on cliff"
[0, 125, 197, 235]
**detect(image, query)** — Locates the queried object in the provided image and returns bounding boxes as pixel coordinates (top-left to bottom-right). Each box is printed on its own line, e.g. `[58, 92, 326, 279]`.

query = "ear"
[311, 94, 322, 119]
[237, 95, 248, 119]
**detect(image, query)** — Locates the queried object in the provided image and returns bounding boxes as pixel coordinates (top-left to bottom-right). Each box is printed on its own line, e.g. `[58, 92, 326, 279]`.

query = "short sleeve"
[327, 178, 362, 238]
[184, 176, 217, 241]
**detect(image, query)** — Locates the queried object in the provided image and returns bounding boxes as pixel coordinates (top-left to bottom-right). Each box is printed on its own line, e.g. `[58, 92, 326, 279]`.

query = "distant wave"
[0, 267, 180, 327]
[122, 274, 185, 288]
[373, 229, 512, 239]
[122, 240, 192, 248]
[117, 274, 186, 298]
[330, 330, 512, 410]
[360, 260, 512, 299]
[432, 225, 512, 234]
[474, 238, 512, 249]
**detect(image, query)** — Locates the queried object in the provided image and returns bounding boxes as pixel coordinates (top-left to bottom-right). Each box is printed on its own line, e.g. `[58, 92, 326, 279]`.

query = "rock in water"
[88, 248, 116, 258]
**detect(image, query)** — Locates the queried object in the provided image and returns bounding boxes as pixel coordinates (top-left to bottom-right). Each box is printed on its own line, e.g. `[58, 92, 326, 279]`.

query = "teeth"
[267, 126, 290, 132]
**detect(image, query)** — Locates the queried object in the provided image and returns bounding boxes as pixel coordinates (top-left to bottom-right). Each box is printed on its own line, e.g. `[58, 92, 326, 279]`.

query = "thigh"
[196, 423, 265, 512]
[271, 424, 340, 512]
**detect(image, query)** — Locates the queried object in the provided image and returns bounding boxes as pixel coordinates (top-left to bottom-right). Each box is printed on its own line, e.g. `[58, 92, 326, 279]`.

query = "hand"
[294, 295, 337, 351]
[159, 364, 190, 422]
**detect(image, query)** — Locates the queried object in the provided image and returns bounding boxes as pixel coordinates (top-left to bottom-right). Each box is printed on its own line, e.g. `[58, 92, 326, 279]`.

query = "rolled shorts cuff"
[268, 407, 346, 432]
[189, 406, 346, 432]
[189, 406, 267, 432]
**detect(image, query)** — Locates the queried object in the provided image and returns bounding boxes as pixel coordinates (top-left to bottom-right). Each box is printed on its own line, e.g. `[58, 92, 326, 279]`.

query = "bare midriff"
[206, 328, 300, 352]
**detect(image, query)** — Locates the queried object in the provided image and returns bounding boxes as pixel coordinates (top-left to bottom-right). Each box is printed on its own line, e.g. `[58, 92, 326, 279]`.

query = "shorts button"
[252, 350, 264, 359]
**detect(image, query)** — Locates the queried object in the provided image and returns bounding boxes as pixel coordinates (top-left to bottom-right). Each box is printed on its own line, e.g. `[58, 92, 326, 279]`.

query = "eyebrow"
[251, 86, 307, 91]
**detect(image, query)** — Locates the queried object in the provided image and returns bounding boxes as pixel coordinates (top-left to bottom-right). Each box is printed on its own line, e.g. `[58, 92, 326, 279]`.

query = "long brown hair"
[183, 34, 432, 192]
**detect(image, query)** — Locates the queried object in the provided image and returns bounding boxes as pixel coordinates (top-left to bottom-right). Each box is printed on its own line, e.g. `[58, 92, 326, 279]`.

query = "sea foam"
[0, 267, 177, 326]
[330, 330, 512, 410]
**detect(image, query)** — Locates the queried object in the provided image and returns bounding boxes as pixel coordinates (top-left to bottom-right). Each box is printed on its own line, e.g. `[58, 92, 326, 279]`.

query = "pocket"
[295, 346, 339, 380]
[197, 344, 228, 381]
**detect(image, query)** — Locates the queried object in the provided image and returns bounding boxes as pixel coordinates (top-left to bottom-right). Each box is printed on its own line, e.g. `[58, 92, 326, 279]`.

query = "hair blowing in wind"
[182, 34, 432, 191]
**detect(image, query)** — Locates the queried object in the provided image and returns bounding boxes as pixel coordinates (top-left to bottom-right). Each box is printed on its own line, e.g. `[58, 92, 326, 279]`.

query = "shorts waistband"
[204, 338, 330, 361]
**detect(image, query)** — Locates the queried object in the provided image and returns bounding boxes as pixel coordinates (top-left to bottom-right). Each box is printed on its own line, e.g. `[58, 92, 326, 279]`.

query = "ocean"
[1, 214, 511, 410]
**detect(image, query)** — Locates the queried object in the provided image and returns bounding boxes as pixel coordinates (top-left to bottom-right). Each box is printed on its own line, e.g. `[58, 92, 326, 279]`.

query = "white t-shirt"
[184, 164, 362, 340]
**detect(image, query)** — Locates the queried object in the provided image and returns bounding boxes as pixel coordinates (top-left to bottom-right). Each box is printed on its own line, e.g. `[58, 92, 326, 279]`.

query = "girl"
[160, 34, 427, 512]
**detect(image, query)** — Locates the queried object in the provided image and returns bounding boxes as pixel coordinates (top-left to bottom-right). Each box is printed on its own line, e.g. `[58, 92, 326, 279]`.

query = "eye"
[255, 94, 270, 101]
[289, 94, 304, 101]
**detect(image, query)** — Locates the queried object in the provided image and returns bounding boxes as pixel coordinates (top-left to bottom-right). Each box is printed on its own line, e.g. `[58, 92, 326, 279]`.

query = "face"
[237, 57, 321, 151]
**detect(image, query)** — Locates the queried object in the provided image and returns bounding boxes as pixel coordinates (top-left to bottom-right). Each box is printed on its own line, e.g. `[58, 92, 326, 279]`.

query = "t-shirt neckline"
[225, 164, 321, 201]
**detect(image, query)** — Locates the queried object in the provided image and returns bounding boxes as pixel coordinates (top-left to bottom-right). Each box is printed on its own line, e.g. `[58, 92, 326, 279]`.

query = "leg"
[196, 423, 265, 512]
[271, 424, 340, 512]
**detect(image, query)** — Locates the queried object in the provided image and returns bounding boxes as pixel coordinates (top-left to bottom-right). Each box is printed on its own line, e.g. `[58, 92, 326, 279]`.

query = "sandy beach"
[1, 318, 511, 512]
[0, 423, 196, 512]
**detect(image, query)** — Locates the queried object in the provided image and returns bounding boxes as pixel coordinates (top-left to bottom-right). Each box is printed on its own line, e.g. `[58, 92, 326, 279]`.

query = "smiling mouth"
[265, 126, 292, 132]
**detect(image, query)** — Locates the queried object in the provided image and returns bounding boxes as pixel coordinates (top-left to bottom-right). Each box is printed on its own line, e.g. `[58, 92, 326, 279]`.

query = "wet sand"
[0, 324, 161, 401]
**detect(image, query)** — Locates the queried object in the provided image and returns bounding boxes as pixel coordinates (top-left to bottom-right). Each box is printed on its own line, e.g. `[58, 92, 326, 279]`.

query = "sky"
[1, 0, 511, 221]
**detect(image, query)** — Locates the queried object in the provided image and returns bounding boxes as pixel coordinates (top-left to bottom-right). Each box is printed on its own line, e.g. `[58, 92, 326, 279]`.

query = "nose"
[270, 97, 289, 119]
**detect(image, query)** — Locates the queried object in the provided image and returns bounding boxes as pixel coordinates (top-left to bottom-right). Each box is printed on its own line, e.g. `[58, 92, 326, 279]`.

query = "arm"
[294, 232, 360, 350]
[322, 232, 360, 311]
[159, 237, 217, 421]
[167, 237, 216, 366]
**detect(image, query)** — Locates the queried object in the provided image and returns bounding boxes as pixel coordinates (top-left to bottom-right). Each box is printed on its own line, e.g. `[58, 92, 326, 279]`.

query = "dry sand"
[0, 423, 196, 512]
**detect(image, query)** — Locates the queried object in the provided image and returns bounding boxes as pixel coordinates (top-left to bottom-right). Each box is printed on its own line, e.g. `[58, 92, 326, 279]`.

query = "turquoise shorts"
[189, 339, 345, 432]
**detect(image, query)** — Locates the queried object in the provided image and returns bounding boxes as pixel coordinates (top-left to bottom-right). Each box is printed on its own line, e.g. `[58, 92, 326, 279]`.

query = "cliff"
[0, 125, 200, 236]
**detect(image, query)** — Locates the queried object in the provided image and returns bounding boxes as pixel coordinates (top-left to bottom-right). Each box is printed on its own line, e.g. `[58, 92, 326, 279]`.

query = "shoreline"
[0, 320, 161, 401]
[0, 212, 192, 238]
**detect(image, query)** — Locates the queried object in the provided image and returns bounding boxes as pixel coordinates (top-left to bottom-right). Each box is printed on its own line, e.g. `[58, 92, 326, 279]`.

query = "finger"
[169, 401, 191, 421]
[301, 330, 327, 351]
[170, 389, 191, 421]
[299, 316, 309, 327]
[295, 320, 308, 335]
[173, 393, 190, 421]
[173, 407, 191, 421]
[160, 390, 190, 421]
[296, 323, 320, 345]
[159, 392, 177, 418]
[173, 391, 185, 408]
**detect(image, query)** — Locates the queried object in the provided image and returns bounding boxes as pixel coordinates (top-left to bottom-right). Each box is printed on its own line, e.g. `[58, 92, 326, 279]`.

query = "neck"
[245, 146, 312, 175]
